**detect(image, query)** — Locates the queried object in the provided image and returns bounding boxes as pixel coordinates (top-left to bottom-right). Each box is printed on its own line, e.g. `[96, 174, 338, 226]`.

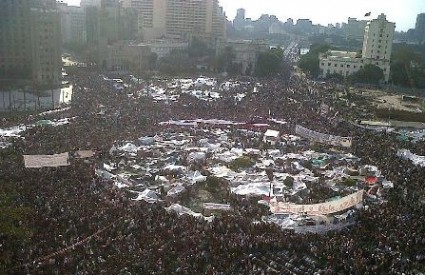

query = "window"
[321, 62, 324, 66]
[347, 64, 350, 68]
[340, 64, 343, 67]
[328, 62, 331, 66]
[334, 64, 337, 67]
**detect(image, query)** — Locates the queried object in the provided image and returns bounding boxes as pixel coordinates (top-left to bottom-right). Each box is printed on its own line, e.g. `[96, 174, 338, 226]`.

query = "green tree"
[298, 54, 320, 77]
[350, 64, 384, 84]
[158, 50, 194, 75]
[390, 45, 425, 88]
[188, 38, 215, 58]
[297, 44, 329, 78]
[255, 47, 284, 77]
[215, 46, 235, 73]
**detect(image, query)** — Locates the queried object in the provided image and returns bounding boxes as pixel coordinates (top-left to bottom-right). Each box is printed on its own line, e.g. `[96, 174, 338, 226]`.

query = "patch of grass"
[204, 176, 222, 193]
[343, 177, 357, 187]
[228, 156, 254, 171]
[284, 176, 294, 188]
[376, 108, 425, 123]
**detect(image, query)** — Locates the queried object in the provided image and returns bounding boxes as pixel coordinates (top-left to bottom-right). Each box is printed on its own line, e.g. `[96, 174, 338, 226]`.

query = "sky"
[62, 0, 425, 31]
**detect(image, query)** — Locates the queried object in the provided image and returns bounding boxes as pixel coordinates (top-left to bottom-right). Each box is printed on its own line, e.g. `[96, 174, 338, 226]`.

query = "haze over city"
[1, 0, 425, 274]
[62, 0, 425, 31]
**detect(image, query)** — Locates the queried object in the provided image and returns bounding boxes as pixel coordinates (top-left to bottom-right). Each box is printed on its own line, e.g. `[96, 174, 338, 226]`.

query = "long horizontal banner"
[269, 190, 363, 215]
[397, 149, 425, 167]
[295, 125, 352, 148]
[24, 152, 69, 168]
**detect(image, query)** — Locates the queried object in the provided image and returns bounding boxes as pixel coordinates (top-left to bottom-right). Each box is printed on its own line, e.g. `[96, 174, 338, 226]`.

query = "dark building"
[415, 13, 425, 43]
[0, 0, 62, 86]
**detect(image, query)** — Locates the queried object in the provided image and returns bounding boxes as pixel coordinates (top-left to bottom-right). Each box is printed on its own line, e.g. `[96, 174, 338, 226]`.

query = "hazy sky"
[63, 0, 425, 31]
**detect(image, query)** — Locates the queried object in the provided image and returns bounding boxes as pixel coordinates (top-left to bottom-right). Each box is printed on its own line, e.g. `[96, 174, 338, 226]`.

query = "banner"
[75, 150, 94, 159]
[24, 152, 69, 168]
[270, 190, 363, 215]
[295, 125, 352, 148]
[203, 203, 232, 211]
[397, 149, 425, 167]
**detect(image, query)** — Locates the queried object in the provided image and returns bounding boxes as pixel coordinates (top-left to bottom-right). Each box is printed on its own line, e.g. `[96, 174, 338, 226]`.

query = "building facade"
[58, 2, 87, 45]
[101, 41, 151, 72]
[0, 0, 62, 86]
[415, 13, 425, 43]
[217, 40, 269, 75]
[345, 18, 367, 41]
[126, 0, 226, 44]
[319, 13, 395, 82]
[139, 39, 189, 59]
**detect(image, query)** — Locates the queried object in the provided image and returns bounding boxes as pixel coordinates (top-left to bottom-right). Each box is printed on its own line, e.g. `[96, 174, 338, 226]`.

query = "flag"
[364, 12, 371, 17]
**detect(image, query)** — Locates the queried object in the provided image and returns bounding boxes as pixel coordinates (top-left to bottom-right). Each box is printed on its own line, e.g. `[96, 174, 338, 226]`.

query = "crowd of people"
[1, 69, 425, 274]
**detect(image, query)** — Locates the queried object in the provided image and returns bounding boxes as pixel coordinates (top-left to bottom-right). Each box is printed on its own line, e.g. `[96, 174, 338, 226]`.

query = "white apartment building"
[319, 13, 395, 82]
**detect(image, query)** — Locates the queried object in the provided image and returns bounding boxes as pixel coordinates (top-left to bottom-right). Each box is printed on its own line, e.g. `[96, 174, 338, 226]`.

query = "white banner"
[203, 203, 232, 211]
[397, 149, 425, 167]
[75, 150, 94, 159]
[24, 152, 69, 168]
[295, 125, 352, 148]
[270, 190, 363, 215]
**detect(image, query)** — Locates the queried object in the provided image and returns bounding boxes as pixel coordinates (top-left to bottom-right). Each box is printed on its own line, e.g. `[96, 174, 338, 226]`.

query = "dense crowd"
[1, 70, 425, 274]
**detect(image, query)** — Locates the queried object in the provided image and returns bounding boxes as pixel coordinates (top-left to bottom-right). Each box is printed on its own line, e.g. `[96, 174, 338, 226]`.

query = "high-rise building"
[84, 0, 138, 65]
[345, 18, 367, 41]
[58, 2, 87, 45]
[81, 0, 102, 7]
[415, 13, 425, 43]
[0, 0, 62, 86]
[127, 0, 226, 43]
[362, 13, 395, 61]
[233, 8, 246, 31]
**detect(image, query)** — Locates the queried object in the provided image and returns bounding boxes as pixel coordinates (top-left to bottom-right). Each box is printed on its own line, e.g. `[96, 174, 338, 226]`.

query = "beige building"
[101, 41, 151, 72]
[217, 40, 269, 74]
[126, 0, 226, 44]
[139, 39, 189, 59]
[0, 0, 62, 86]
[319, 13, 395, 82]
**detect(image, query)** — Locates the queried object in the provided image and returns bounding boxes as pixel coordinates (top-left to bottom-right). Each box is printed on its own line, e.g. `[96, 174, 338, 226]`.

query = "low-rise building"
[139, 39, 189, 59]
[100, 41, 151, 72]
[217, 40, 269, 74]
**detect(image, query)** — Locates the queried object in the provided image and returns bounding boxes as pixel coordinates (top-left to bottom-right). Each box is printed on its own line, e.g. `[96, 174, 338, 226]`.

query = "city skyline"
[61, 0, 425, 32]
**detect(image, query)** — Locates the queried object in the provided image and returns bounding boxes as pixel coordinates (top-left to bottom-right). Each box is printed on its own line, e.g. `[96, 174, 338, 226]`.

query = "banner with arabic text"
[269, 190, 363, 215]
[295, 125, 352, 148]
[24, 152, 69, 168]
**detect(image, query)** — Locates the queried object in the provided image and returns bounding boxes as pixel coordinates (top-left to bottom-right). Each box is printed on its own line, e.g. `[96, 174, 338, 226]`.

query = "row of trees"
[157, 39, 290, 78]
[390, 44, 425, 88]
